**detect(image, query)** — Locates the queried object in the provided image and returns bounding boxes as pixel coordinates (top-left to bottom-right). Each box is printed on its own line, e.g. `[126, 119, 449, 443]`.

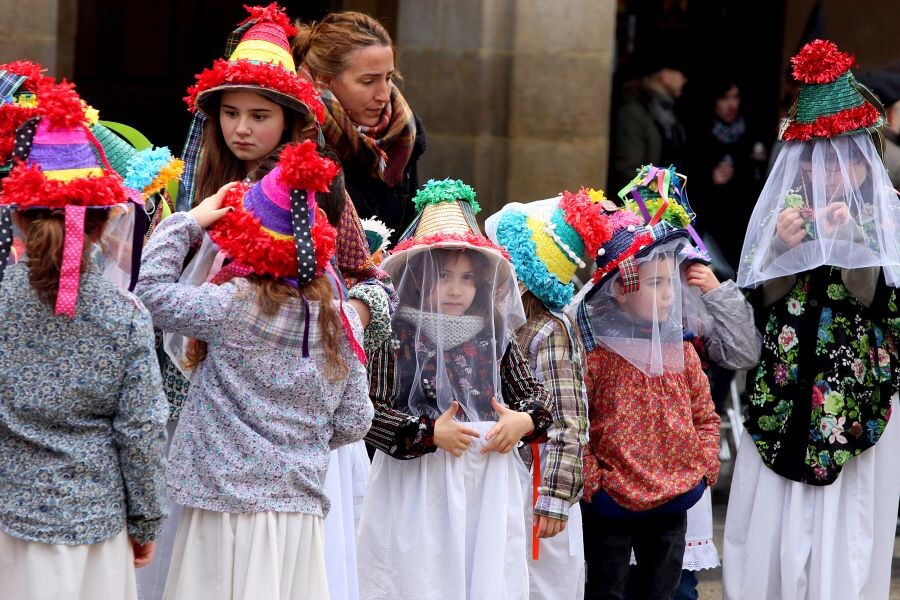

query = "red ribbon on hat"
[55, 205, 86, 317]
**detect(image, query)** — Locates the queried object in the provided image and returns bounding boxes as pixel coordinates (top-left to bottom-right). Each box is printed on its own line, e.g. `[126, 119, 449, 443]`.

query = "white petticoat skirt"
[323, 440, 370, 600]
[357, 421, 529, 600]
[515, 444, 585, 600]
[162, 508, 328, 600]
[0, 526, 137, 600]
[723, 396, 900, 600]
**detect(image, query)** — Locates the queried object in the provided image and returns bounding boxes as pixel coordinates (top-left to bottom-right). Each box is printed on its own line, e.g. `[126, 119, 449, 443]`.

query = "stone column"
[0, 0, 77, 79]
[396, 0, 616, 217]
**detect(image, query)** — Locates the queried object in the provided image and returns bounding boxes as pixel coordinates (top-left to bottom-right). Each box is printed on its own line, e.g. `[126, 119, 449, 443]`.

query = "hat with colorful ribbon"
[618, 164, 710, 263]
[0, 81, 144, 316]
[207, 139, 339, 283]
[360, 216, 393, 265]
[781, 39, 884, 141]
[185, 3, 323, 122]
[486, 188, 613, 310]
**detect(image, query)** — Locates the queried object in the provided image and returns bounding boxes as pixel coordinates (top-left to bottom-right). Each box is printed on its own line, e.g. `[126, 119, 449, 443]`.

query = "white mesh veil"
[738, 133, 900, 288]
[578, 237, 693, 376]
[382, 243, 525, 422]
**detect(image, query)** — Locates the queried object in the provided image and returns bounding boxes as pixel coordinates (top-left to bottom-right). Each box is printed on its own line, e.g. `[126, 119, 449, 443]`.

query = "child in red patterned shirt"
[574, 210, 720, 600]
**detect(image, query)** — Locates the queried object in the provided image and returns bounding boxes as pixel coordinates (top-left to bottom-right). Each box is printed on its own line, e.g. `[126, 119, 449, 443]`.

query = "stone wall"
[0, 0, 78, 78]
[396, 0, 616, 218]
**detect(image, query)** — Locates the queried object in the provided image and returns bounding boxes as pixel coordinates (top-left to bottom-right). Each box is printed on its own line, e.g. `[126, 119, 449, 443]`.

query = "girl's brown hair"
[19, 209, 109, 308]
[193, 94, 311, 204]
[184, 274, 349, 382]
[292, 11, 395, 83]
[521, 289, 552, 323]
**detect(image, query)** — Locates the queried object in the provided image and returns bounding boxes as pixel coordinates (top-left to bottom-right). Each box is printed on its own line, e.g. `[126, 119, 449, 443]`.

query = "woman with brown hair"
[293, 11, 427, 243]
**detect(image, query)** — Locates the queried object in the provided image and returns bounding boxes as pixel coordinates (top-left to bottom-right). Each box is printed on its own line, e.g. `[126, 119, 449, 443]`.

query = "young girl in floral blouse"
[0, 81, 168, 600]
[725, 40, 900, 600]
[576, 209, 720, 600]
[356, 179, 551, 600]
[136, 141, 373, 600]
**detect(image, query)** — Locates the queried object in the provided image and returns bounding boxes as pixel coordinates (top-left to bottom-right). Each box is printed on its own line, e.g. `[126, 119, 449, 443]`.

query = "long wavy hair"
[184, 274, 349, 382]
[19, 208, 109, 308]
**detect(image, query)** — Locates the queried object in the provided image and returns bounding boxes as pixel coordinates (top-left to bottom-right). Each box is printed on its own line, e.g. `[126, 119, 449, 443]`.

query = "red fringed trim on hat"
[185, 59, 325, 123]
[591, 231, 654, 284]
[239, 3, 297, 36]
[0, 60, 54, 91]
[1, 162, 126, 208]
[311, 206, 337, 271]
[559, 190, 613, 258]
[392, 232, 511, 260]
[278, 140, 340, 192]
[208, 182, 299, 279]
[36, 81, 87, 129]
[782, 102, 881, 141]
[791, 39, 855, 84]
[0, 104, 41, 161]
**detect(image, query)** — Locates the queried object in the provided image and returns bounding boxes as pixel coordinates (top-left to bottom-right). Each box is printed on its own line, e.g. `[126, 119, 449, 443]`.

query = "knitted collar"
[397, 305, 485, 349]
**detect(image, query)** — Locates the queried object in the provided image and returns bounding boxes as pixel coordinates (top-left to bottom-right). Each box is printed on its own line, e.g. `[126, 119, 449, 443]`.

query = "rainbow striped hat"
[185, 3, 323, 123]
[0, 81, 142, 316]
[486, 189, 613, 310]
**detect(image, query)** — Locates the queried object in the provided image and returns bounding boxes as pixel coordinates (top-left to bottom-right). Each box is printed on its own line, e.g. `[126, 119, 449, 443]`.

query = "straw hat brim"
[382, 239, 515, 287]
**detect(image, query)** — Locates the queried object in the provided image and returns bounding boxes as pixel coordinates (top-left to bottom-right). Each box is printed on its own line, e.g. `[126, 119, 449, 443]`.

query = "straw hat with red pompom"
[782, 39, 884, 141]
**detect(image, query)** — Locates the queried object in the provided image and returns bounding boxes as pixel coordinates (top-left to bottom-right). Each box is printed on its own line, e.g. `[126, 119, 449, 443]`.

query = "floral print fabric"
[746, 267, 899, 484]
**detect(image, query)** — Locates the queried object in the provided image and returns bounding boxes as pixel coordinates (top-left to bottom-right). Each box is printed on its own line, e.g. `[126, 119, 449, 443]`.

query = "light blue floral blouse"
[0, 263, 168, 545]
[136, 213, 374, 516]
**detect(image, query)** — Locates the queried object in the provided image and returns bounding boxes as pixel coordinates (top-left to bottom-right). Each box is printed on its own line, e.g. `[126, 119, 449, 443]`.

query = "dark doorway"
[74, 1, 338, 154]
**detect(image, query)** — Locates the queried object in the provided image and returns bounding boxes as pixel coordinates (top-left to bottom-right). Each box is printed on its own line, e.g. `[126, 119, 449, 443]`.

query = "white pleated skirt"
[0, 526, 137, 600]
[514, 444, 585, 600]
[162, 508, 328, 600]
[323, 440, 370, 600]
[357, 421, 529, 600]
[723, 396, 900, 600]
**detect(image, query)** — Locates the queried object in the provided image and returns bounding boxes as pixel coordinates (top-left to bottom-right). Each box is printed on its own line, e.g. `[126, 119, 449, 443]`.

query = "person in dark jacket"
[292, 11, 426, 243]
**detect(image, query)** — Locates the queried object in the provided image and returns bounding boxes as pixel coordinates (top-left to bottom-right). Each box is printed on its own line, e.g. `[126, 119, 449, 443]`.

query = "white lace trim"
[628, 538, 720, 571]
[396, 306, 485, 349]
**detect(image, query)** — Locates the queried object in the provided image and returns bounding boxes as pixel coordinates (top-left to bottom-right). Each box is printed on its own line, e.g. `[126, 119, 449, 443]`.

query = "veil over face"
[738, 129, 900, 289]
[383, 243, 524, 422]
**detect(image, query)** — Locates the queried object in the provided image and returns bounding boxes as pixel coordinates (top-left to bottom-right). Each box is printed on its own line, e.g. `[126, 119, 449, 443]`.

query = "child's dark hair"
[313, 143, 346, 227]
[19, 208, 109, 309]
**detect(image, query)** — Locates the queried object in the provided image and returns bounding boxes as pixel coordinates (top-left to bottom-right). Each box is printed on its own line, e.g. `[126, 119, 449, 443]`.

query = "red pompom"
[791, 39, 855, 84]
[0, 104, 41, 162]
[278, 140, 340, 193]
[2, 162, 126, 208]
[239, 3, 297, 36]
[0, 60, 54, 92]
[185, 59, 325, 123]
[559, 190, 613, 258]
[35, 80, 87, 130]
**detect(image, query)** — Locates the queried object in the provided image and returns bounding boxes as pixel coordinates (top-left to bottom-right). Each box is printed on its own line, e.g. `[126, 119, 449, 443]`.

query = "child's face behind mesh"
[615, 255, 676, 323]
[428, 252, 478, 316]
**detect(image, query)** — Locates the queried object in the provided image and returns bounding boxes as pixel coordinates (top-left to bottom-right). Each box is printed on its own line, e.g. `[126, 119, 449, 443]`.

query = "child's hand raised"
[685, 263, 721, 295]
[776, 207, 807, 248]
[434, 401, 481, 457]
[482, 397, 534, 455]
[189, 182, 239, 228]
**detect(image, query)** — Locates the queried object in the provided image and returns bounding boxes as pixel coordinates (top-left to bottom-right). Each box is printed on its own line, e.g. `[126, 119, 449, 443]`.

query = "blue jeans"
[673, 569, 699, 600]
